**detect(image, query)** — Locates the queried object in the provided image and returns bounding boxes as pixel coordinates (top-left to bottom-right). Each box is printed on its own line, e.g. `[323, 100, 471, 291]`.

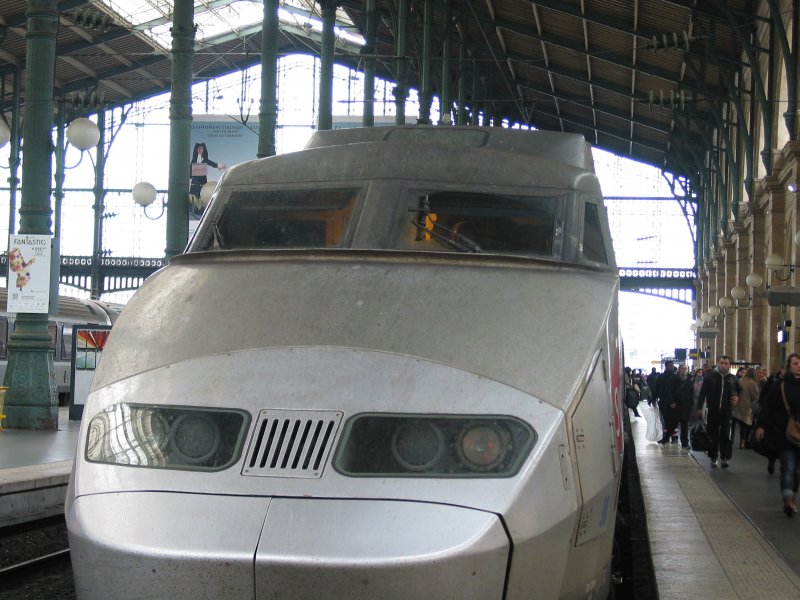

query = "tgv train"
[67, 126, 623, 599]
[0, 287, 119, 399]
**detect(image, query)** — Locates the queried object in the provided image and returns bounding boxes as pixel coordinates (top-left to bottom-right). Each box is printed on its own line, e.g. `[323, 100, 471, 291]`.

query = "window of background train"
[201, 188, 360, 250]
[61, 326, 72, 361]
[401, 191, 561, 257]
[581, 201, 608, 264]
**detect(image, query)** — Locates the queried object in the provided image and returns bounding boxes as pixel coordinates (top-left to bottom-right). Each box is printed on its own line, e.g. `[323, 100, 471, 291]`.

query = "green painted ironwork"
[3, 0, 59, 430]
[317, 0, 336, 131]
[361, 0, 378, 127]
[258, 0, 279, 158]
[164, 0, 194, 261]
[393, 0, 409, 125]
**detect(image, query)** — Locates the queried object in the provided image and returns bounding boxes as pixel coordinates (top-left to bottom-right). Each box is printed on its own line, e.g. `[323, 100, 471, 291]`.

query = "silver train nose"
[255, 498, 509, 600]
[68, 492, 509, 600]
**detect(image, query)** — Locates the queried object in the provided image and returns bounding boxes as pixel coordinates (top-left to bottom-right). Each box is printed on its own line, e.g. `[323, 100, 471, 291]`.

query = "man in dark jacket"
[695, 355, 741, 468]
[655, 361, 681, 444]
[647, 367, 659, 391]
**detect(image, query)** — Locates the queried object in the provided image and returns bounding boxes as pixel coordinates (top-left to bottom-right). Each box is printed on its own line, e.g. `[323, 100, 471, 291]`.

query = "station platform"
[3, 404, 800, 598]
[631, 406, 800, 598]
[0, 407, 78, 526]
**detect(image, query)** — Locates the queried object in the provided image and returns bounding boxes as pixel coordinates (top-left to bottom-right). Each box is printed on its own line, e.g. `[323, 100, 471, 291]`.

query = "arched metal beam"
[719, 3, 773, 174]
[766, 0, 798, 138]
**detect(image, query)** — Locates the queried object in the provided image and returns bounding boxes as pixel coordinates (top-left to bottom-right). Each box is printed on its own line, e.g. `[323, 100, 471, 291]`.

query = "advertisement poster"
[7, 234, 52, 313]
[191, 114, 260, 175]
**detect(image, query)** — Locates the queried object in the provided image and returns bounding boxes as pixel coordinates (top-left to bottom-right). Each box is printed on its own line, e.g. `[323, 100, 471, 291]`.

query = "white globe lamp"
[766, 253, 785, 272]
[745, 272, 763, 288]
[132, 181, 158, 207]
[66, 117, 100, 151]
[730, 286, 747, 301]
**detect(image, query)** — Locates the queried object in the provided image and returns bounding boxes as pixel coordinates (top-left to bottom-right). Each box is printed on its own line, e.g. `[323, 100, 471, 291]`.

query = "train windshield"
[203, 188, 359, 250]
[402, 191, 561, 257]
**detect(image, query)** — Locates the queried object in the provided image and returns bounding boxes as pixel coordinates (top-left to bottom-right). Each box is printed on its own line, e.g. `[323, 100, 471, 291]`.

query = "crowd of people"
[624, 356, 800, 517]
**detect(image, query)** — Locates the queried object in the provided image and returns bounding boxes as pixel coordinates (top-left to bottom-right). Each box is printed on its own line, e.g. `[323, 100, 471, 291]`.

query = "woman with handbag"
[754, 353, 800, 517]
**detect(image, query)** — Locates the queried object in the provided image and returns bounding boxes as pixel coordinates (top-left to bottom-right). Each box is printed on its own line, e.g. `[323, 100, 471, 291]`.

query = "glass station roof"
[98, 0, 362, 52]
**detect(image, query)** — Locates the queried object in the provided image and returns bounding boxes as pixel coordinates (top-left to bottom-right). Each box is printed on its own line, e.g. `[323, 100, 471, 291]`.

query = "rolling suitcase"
[690, 421, 708, 452]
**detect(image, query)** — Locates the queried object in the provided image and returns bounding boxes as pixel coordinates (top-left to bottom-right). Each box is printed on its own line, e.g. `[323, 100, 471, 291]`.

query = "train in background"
[0, 287, 120, 401]
[67, 125, 623, 599]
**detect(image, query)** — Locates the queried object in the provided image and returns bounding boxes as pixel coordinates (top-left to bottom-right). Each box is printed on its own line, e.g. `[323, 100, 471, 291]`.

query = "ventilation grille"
[242, 410, 343, 478]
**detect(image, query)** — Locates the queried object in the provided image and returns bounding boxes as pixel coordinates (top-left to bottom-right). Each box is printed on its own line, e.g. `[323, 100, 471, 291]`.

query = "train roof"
[303, 126, 596, 173]
[222, 127, 602, 195]
[0, 288, 116, 324]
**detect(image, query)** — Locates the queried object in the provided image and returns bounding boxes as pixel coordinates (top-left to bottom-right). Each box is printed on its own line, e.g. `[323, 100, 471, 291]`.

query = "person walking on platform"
[757, 367, 784, 474]
[624, 367, 641, 417]
[695, 355, 740, 468]
[733, 367, 758, 449]
[675, 364, 695, 448]
[754, 353, 800, 517]
[655, 360, 681, 444]
[692, 367, 705, 405]
[756, 367, 768, 393]
[647, 367, 659, 393]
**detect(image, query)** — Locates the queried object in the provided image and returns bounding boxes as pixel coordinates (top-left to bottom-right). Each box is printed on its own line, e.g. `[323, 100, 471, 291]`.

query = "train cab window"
[0, 317, 7, 359]
[203, 188, 359, 250]
[401, 191, 560, 257]
[582, 202, 608, 264]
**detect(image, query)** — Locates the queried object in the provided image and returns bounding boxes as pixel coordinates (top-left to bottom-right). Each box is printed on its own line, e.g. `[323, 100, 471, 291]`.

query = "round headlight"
[457, 423, 511, 470]
[142, 410, 170, 452]
[391, 420, 445, 472]
[169, 413, 221, 465]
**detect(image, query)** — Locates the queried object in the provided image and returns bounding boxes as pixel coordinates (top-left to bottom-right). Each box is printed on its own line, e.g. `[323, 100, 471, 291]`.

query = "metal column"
[90, 108, 106, 299]
[258, 0, 279, 158]
[164, 0, 195, 260]
[439, 0, 451, 124]
[417, 0, 433, 124]
[361, 0, 378, 127]
[393, 0, 409, 125]
[6, 65, 21, 235]
[317, 0, 337, 131]
[3, 0, 59, 429]
[456, 38, 467, 125]
[51, 100, 65, 316]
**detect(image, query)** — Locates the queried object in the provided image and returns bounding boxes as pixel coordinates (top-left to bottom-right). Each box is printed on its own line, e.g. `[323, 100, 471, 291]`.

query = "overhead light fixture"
[745, 272, 764, 288]
[132, 181, 165, 219]
[766, 253, 794, 282]
[66, 117, 100, 151]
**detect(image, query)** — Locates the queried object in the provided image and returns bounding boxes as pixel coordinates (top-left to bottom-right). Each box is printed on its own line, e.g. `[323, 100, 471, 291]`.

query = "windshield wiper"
[409, 205, 483, 253]
[212, 221, 227, 249]
[410, 218, 484, 253]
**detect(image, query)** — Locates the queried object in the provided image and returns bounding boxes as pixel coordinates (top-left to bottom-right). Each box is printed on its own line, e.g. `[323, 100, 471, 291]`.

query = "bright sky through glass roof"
[98, 0, 363, 51]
